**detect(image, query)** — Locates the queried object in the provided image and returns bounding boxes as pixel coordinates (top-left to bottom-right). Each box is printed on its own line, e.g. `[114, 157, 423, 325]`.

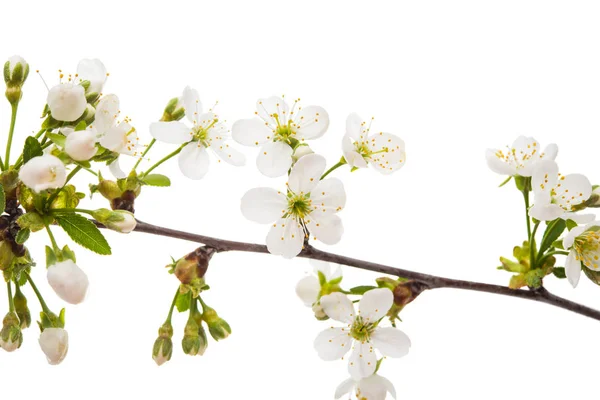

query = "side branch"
[129, 220, 600, 322]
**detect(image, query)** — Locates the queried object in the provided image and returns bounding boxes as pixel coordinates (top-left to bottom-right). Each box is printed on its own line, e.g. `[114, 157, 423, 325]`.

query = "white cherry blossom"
[47, 83, 87, 122]
[342, 113, 406, 174]
[19, 155, 67, 192]
[335, 373, 397, 400]
[529, 160, 593, 223]
[296, 259, 342, 306]
[149, 86, 245, 180]
[64, 128, 98, 161]
[486, 136, 558, 177]
[562, 221, 600, 288]
[314, 288, 411, 380]
[76, 58, 107, 94]
[232, 96, 329, 177]
[39, 328, 69, 365]
[95, 94, 139, 157]
[47, 260, 89, 305]
[241, 154, 345, 258]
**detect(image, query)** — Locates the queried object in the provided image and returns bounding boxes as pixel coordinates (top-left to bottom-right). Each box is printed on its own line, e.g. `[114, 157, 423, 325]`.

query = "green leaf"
[538, 219, 566, 256]
[23, 136, 43, 164]
[349, 285, 378, 295]
[566, 219, 578, 231]
[0, 184, 5, 215]
[551, 240, 564, 250]
[552, 267, 566, 279]
[176, 291, 192, 313]
[141, 174, 171, 187]
[55, 213, 111, 255]
[46, 133, 66, 148]
[74, 121, 87, 131]
[15, 228, 30, 244]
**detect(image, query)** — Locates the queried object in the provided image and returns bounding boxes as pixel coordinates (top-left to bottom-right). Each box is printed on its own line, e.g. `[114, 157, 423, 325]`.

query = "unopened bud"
[0, 312, 23, 352]
[162, 97, 185, 122]
[201, 305, 231, 341]
[293, 145, 314, 162]
[584, 186, 600, 208]
[312, 303, 328, 320]
[182, 314, 208, 356]
[174, 246, 215, 284]
[152, 322, 173, 366]
[97, 175, 122, 201]
[91, 208, 137, 233]
[393, 281, 428, 307]
[13, 287, 31, 329]
[4, 55, 29, 105]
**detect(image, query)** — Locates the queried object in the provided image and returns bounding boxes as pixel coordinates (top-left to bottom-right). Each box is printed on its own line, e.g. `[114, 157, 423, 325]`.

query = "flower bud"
[4, 55, 29, 105]
[202, 306, 231, 341]
[152, 322, 173, 366]
[90, 208, 137, 233]
[39, 327, 68, 365]
[162, 97, 185, 122]
[95, 174, 123, 201]
[0, 312, 23, 352]
[393, 281, 428, 308]
[19, 154, 67, 193]
[13, 287, 31, 329]
[65, 127, 98, 161]
[174, 247, 215, 284]
[312, 302, 328, 320]
[293, 145, 314, 162]
[47, 259, 89, 305]
[585, 186, 600, 208]
[47, 83, 87, 122]
[182, 315, 208, 356]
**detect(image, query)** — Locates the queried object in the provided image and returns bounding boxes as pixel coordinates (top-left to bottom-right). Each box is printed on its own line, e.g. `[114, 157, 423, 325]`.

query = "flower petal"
[311, 178, 346, 215]
[542, 143, 558, 161]
[346, 113, 364, 141]
[563, 225, 587, 249]
[182, 86, 202, 124]
[359, 288, 393, 323]
[320, 292, 355, 323]
[368, 132, 406, 174]
[77, 58, 107, 93]
[232, 119, 272, 147]
[295, 105, 329, 139]
[343, 135, 368, 168]
[295, 276, 320, 306]
[149, 121, 192, 144]
[531, 159, 558, 194]
[371, 327, 411, 358]
[348, 341, 377, 380]
[178, 142, 210, 180]
[94, 94, 120, 133]
[358, 375, 391, 400]
[565, 250, 582, 288]
[314, 327, 353, 361]
[210, 130, 246, 167]
[310, 259, 332, 278]
[256, 96, 289, 127]
[306, 213, 344, 245]
[528, 202, 564, 222]
[561, 213, 595, 224]
[240, 188, 287, 224]
[108, 158, 127, 179]
[552, 173, 592, 211]
[288, 153, 326, 194]
[334, 378, 355, 399]
[266, 217, 304, 259]
[485, 148, 517, 176]
[257, 141, 293, 178]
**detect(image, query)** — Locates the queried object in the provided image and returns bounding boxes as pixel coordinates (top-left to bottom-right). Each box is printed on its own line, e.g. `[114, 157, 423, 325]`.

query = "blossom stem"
[522, 190, 531, 239]
[140, 144, 185, 177]
[5, 103, 19, 170]
[52, 208, 94, 215]
[120, 219, 600, 322]
[529, 221, 540, 268]
[6, 281, 15, 313]
[132, 138, 156, 171]
[321, 157, 347, 180]
[538, 250, 570, 267]
[45, 223, 60, 253]
[166, 288, 179, 323]
[25, 272, 51, 315]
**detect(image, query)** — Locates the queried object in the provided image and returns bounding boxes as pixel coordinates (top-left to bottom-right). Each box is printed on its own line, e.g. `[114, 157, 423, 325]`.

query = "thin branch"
[118, 220, 600, 322]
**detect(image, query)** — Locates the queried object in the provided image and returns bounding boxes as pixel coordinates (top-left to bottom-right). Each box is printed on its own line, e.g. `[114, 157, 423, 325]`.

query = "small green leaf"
[17, 212, 45, 232]
[566, 219, 578, 231]
[498, 176, 512, 187]
[55, 213, 111, 255]
[46, 133, 66, 148]
[141, 174, 171, 187]
[0, 184, 5, 215]
[538, 219, 566, 256]
[349, 285, 378, 295]
[552, 240, 564, 250]
[176, 291, 192, 313]
[23, 136, 43, 164]
[15, 228, 30, 244]
[552, 267, 567, 279]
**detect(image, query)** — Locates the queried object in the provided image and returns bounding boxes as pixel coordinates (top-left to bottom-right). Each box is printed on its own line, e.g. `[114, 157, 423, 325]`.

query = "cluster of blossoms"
[1, 55, 409, 398]
[487, 136, 600, 289]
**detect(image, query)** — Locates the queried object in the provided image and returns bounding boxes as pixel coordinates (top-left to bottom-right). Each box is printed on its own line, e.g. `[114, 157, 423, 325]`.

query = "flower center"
[350, 316, 376, 342]
[287, 193, 312, 219]
[353, 141, 389, 160]
[192, 119, 217, 147]
[272, 113, 296, 143]
[574, 229, 600, 270]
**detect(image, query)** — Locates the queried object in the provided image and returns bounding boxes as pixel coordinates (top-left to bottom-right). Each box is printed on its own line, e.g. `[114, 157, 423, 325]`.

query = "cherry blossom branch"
[124, 220, 600, 322]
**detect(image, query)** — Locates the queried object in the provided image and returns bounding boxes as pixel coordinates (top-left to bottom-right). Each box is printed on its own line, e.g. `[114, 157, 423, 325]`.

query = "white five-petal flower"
[241, 154, 345, 258]
[296, 259, 342, 306]
[64, 128, 98, 161]
[563, 222, 600, 288]
[149, 86, 245, 180]
[486, 136, 558, 177]
[528, 160, 593, 223]
[47, 83, 88, 122]
[232, 96, 329, 177]
[342, 113, 406, 174]
[314, 289, 411, 380]
[96, 94, 139, 157]
[19, 155, 67, 193]
[335, 373, 397, 400]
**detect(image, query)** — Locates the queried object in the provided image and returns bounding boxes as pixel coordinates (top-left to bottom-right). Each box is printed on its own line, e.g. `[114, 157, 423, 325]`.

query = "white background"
[1, 1, 600, 399]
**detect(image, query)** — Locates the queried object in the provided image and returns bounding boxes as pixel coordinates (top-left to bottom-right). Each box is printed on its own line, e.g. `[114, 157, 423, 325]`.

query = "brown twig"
[115, 220, 600, 322]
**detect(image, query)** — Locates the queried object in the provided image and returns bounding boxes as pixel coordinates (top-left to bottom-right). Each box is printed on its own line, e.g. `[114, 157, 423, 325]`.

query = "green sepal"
[583, 267, 600, 286]
[349, 285, 378, 295]
[498, 176, 512, 187]
[552, 267, 567, 279]
[552, 240, 564, 250]
[74, 121, 87, 131]
[15, 228, 30, 244]
[45, 246, 57, 267]
[329, 276, 343, 285]
[46, 133, 66, 148]
[176, 291, 192, 313]
[61, 245, 76, 263]
[317, 270, 327, 286]
[566, 219, 578, 231]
